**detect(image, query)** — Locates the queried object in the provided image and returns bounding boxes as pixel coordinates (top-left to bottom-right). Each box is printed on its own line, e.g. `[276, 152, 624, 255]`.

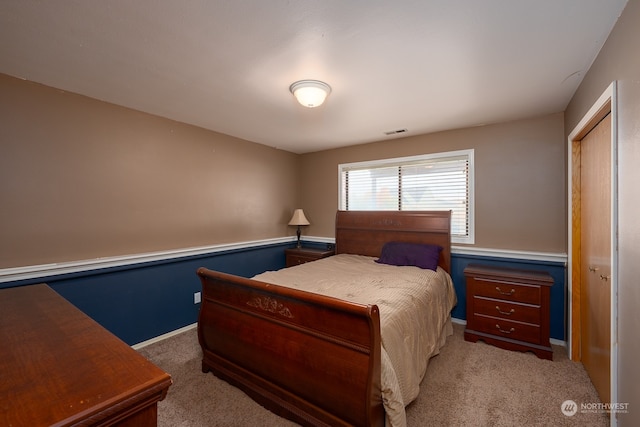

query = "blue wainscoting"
[0, 241, 295, 346]
[0, 240, 566, 345]
[450, 253, 566, 341]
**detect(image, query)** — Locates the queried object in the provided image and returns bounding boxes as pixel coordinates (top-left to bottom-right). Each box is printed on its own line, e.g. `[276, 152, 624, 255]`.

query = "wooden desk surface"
[0, 284, 172, 426]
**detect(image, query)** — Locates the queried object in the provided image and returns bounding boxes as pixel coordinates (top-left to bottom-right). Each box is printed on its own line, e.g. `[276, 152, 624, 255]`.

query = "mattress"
[253, 253, 457, 427]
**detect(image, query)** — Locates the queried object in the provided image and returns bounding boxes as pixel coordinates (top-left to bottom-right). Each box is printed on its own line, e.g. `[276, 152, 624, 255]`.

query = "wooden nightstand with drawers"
[285, 247, 334, 267]
[463, 264, 554, 360]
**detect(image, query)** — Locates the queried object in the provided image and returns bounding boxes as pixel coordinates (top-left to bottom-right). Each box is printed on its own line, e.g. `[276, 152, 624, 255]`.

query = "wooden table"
[0, 284, 172, 426]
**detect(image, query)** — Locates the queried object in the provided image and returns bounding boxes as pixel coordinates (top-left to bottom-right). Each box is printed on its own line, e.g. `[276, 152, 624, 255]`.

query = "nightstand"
[463, 264, 554, 360]
[285, 247, 334, 267]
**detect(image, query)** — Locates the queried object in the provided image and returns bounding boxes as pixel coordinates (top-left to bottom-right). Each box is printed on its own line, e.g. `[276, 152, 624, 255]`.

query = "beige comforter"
[253, 253, 457, 427]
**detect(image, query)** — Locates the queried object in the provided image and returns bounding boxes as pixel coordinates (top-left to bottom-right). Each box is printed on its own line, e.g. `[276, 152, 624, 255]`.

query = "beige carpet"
[138, 323, 608, 426]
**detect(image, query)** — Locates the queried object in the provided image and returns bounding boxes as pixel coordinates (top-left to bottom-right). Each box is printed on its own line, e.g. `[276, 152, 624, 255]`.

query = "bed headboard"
[335, 210, 452, 274]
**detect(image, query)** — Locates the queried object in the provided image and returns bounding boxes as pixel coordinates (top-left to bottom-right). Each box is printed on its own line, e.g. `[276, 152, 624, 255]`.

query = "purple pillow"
[375, 241, 442, 271]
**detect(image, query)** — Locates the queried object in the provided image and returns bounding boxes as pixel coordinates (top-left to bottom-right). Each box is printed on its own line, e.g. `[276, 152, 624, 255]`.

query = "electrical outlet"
[194, 292, 201, 304]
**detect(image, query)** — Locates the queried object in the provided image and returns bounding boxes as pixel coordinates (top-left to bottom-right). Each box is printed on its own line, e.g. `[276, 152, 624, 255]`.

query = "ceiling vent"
[384, 128, 407, 136]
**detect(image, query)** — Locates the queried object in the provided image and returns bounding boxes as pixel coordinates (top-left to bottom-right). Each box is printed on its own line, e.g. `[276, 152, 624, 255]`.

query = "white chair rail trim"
[1, 236, 566, 283]
[0, 237, 295, 283]
[450, 245, 567, 264]
[303, 236, 567, 264]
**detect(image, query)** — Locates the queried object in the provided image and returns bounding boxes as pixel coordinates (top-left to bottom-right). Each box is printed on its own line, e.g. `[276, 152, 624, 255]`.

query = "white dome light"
[289, 80, 331, 108]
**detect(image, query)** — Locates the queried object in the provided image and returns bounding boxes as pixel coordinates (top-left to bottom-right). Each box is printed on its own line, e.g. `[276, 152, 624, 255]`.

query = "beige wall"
[299, 113, 566, 253]
[0, 73, 299, 268]
[564, 1, 639, 424]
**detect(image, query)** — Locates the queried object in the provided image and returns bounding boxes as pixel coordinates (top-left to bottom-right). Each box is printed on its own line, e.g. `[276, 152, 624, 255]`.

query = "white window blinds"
[339, 150, 474, 243]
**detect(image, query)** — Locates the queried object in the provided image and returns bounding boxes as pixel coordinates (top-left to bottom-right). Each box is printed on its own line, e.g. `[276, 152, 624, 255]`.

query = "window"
[339, 149, 474, 244]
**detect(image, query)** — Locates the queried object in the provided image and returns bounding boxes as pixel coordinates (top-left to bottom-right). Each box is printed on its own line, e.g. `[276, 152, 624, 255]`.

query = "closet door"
[579, 113, 611, 403]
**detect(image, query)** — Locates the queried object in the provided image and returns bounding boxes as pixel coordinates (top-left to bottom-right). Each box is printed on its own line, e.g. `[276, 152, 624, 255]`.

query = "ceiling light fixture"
[289, 80, 331, 108]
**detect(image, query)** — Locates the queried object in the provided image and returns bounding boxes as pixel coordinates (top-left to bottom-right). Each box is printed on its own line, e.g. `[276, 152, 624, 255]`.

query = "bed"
[196, 210, 456, 427]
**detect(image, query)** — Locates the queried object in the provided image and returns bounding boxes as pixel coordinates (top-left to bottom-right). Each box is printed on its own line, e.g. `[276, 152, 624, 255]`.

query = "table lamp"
[288, 209, 310, 249]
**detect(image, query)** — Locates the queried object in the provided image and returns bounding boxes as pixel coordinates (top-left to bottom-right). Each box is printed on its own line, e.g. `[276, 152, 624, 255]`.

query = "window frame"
[338, 149, 475, 244]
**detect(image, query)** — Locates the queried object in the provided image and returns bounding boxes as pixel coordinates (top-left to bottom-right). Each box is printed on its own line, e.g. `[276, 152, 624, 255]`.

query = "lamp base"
[296, 226, 302, 248]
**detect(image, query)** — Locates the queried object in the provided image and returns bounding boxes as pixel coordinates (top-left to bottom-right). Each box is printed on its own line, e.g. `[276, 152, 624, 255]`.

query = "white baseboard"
[132, 322, 197, 350]
[132, 317, 566, 352]
[550, 338, 567, 347]
[451, 317, 466, 325]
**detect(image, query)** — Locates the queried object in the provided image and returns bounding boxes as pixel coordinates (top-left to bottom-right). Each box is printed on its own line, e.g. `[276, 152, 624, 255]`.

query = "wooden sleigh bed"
[196, 210, 455, 427]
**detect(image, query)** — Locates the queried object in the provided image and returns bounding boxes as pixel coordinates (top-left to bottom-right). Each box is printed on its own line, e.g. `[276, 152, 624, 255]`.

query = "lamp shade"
[288, 209, 310, 226]
[289, 80, 331, 108]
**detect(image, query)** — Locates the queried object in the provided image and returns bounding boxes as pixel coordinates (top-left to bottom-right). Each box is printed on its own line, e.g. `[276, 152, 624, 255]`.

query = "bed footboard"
[196, 267, 384, 427]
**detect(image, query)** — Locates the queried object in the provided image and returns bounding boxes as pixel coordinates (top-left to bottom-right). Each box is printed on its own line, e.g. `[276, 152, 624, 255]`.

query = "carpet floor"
[138, 323, 608, 426]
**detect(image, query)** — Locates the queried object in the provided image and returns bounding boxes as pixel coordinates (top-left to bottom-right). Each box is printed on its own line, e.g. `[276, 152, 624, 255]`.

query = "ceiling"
[0, 1, 628, 154]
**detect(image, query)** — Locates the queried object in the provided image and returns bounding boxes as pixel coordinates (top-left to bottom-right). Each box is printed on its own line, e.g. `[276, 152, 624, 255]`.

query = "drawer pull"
[496, 324, 515, 334]
[495, 286, 515, 296]
[495, 306, 515, 316]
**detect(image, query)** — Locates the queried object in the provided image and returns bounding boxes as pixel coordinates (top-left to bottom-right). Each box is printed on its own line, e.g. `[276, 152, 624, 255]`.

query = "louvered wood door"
[579, 113, 611, 403]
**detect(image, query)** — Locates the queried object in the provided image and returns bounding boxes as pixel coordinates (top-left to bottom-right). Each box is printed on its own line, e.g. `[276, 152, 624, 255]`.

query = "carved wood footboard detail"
[197, 268, 384, 427]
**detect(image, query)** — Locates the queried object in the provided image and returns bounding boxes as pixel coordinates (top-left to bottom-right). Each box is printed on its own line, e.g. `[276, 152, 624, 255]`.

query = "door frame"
[567, 81, 618, 410]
